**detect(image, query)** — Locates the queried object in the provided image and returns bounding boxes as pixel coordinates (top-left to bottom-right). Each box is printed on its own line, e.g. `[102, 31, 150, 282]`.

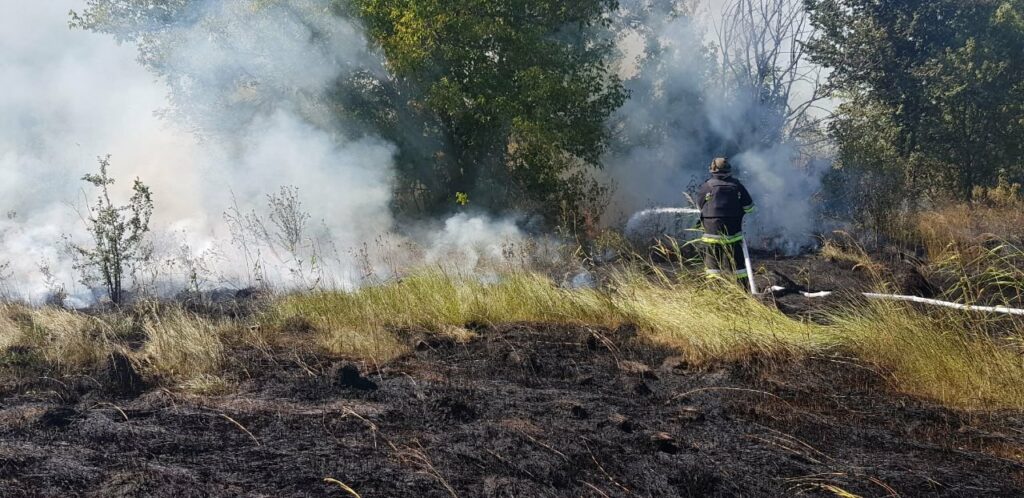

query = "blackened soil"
[1, 325, 1023, 497]
[754, 252, 943, 320]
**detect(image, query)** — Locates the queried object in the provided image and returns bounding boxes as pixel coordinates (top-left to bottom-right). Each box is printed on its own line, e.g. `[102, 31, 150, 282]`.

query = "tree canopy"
[806, 0, 1024, 202]
[353, 0, 626, 223]
[73, 0, 627, 227]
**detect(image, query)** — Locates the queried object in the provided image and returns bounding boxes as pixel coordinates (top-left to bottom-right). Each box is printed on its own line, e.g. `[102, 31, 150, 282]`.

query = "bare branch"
[717, 0, 829, 148]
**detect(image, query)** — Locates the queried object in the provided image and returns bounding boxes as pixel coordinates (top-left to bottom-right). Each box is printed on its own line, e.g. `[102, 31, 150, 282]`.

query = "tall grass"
[0, 304, 114, 373]
[140, 307, 225, 381]
[2, 265, 1022, 411]
[0, 303, 230, 388]
[915, 203, 1024, 307]
[273, 269, 828, 364]
[273, 272, 624, 362]
[835, 302, 1024, 410]
[275, 268, 1024, 410]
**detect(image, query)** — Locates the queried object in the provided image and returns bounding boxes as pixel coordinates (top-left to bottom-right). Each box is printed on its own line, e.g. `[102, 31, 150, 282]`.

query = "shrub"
[67, 156, 154, 305]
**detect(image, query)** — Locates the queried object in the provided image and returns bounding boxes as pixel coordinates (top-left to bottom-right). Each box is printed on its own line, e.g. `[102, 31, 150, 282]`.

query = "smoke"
[0, 0, 829, 303]
[0, 0, 199, 304]
[605, 0, 831, 253]
[0, 0, 524, 303]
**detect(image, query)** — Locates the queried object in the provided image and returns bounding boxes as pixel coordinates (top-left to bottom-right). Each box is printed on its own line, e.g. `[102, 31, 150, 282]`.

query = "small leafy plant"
[68, 156, 154, 305]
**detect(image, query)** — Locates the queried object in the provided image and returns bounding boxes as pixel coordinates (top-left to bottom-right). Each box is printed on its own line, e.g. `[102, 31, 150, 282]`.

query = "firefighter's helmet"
[710, 157, 731, 174]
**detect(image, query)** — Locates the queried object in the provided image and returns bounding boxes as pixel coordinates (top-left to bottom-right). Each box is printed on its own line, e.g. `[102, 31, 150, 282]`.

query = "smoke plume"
[605, 0, 831, 253]
[0, 0, 523, 304]
[0, 0, 831, 303]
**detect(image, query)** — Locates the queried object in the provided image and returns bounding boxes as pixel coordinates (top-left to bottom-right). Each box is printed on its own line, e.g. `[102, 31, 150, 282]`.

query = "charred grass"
[0, 321, 1021, 497]
[3, 263, 1023, 411]
[1, 251, 1024, 495]
[270, 267, 1024, 412]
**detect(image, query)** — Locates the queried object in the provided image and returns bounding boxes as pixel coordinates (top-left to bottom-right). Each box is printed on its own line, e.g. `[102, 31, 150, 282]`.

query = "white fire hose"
[631, 208, 1024, 315]
[766, 287, 1024, 316]
[736, 219, 1024, 316]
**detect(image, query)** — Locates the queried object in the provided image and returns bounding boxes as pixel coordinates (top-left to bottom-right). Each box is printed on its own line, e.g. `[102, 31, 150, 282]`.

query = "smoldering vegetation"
[0, 0, 843, 304]
[1, 0, 1023, 496]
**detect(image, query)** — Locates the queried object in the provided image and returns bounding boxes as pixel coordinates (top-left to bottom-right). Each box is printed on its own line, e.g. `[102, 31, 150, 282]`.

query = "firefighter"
[696, 157, 755, 284]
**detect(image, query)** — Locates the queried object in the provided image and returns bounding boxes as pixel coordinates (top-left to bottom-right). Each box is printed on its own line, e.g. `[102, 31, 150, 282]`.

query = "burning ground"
[1, 254, 1023, 497]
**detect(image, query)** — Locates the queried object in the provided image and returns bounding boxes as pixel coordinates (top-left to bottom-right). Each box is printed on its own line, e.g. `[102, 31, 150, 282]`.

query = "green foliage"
[68, 156, 154, 305]
[353, 0, 627, 225]
[807, 0, 1024, 208]
[73, 0, 627, 228]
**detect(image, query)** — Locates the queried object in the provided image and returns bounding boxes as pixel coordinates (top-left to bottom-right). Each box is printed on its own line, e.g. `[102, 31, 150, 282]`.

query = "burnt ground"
[752, 250, 946, 321]
[2, 254, 1023, 497]
[1, 321, 1023, 497]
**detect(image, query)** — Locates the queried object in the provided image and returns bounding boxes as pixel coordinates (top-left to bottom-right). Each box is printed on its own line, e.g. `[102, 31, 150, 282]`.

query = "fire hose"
[665, 208, 1024, 316]
[764, 287, 1024, 316]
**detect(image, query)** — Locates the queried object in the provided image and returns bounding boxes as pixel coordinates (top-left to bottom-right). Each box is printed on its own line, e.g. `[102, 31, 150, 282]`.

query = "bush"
[67, 156, 154, 305]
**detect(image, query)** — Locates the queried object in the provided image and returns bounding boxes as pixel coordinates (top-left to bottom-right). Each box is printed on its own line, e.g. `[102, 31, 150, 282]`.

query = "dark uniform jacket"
[696, 173, 755, 241]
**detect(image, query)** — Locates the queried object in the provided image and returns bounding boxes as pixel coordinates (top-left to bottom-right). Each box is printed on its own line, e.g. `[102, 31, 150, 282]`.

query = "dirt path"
[1, 324, 1022, 497]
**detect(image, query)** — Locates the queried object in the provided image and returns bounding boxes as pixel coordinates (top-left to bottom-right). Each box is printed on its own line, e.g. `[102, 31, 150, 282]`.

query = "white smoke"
[0, 0, 523, 303]
[0, 0, 830, 303]
[605, 0, 831, 253]
[0, 0, 199, 303]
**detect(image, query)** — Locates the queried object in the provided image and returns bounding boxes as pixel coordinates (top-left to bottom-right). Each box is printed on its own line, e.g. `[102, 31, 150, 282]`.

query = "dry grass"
[614, 276, 824, 362]
[834, 302, 1024, 410]
[0, 304, 114, 373]
[917, 203, 1024, 262]
[820, 237, 883, 277]
[2, 263, 1022, 411]
[274, 268, 1024, 411]
[915, 204, 1024, 306]
[177, 374, 233, 395]
[0, 303, 229, 388]
[274, 269, 824, 364]
[139, 307, 225, 382]
[273, 271, 625, 363]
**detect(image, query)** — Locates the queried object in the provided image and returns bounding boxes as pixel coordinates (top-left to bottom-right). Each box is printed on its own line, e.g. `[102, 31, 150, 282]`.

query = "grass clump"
[0, 304, 113, 373]
[617, 279, 824, 362]
[820, 237, 883, 277]
[274, 268, 1024, 411]
[139, 307, 225, 382]
[274, 269, 823, 364]
[0, 303, 229, 388]
[835, 302, 1024, 410]
[273, 271, 624, 362]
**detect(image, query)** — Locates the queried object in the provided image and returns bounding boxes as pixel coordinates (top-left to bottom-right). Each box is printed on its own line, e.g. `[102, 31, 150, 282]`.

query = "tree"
[68, 156, 154, 305]
[353, 0, 628, 224]
[806, 0, 1024, 199]
[717, 0, 829, 151]
[73, 0, 629, 227]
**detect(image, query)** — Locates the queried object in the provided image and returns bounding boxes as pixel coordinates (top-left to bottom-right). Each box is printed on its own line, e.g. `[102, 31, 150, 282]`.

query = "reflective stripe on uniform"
[701, 232, 744, 245]
[706, 269, 747, 280]
[743, 204, 756, 214]
[705, 269, 724, 280]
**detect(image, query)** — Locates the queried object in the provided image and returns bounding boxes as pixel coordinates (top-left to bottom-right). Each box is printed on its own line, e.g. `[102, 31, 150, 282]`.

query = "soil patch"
[1, 324, 1022, 497]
